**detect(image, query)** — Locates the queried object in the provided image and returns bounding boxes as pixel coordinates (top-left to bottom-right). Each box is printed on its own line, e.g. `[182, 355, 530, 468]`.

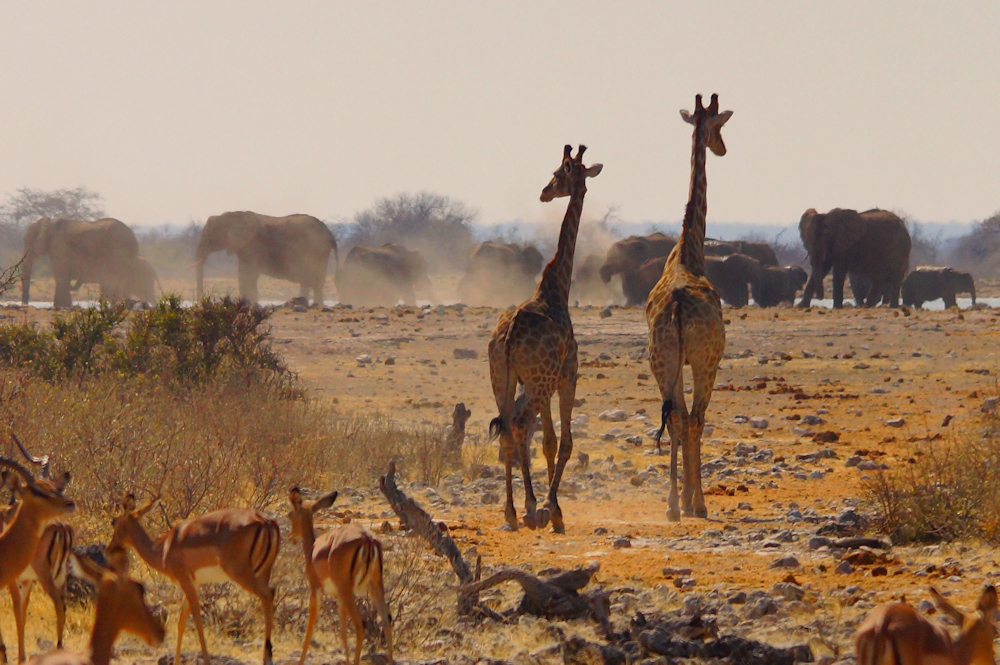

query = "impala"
[1, 437, 76, 658]
[287, 487, 393, 665]
[109, 494, 280, 665]
[856, 585, 997, 665]
[27, 547, 165, 665]
[0, 449, 76, 665]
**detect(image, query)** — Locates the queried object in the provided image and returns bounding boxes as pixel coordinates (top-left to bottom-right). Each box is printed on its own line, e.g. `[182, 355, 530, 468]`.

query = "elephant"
[730, 240, 778, 267]
[21, 216, 141, 307]
[570, 253, 617, 304]
[71, 256, 160, 304]
[703, 239, 737, 257]
[457, 241, 543, 306]
[902, 266, 976, 309]
[798, 208, 911, 308]
[195, 211, 337, 305]
[753, 265, 808, 307]
[704, 253, 763, 308]
[599, 233, 676, 306]
[336, 243, 435, 306]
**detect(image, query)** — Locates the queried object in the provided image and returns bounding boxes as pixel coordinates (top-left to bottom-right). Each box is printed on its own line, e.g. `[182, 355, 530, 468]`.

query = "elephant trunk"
[599, 263, 614, 283]
[969, 280, 976, 306]
[195, 258, 205, 300]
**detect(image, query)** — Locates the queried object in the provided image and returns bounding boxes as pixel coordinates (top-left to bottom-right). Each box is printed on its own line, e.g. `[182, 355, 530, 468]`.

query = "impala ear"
[929, 587, 965, 623]
[106, 546, 130, 577]
[55, 471, 70, 492]
[289, 486, 303, 508]
[312, 491, 338, 514]
[122, 494, 137, 513]
[977, 585, 998, 616]
[136, 497, 159, 518]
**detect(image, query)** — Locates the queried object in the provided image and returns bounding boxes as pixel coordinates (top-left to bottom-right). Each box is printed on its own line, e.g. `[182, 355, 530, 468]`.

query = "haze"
[1, 2, 997, 229]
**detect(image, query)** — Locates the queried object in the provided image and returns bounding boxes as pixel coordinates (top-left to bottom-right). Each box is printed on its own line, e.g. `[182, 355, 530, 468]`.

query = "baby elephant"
[901, 266, 975, 309]
[753, 266, 808, 307]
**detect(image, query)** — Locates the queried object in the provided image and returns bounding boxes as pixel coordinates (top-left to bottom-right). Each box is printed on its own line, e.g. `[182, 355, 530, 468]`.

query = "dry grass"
[864, 411, 1000, 544]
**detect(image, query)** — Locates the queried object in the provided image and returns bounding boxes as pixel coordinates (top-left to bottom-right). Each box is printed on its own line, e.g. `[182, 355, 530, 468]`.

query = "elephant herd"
[16, 207, 977, 310]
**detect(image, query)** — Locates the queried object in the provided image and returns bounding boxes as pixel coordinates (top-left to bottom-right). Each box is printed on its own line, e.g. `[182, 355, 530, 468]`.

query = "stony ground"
[4, 275, 1000, 664]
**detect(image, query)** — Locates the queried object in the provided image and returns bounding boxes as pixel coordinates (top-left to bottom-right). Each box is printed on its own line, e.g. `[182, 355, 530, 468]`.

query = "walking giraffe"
[647, 94, 732, 522]
[489, 144, 602, 532]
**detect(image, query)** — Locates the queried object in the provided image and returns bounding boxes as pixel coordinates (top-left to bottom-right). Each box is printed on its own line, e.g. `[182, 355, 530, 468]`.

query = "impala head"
[680, 93, 733, 156]
[78, 546, 166, 647]
[287, 486, 338, 543]
[0, 448, 75, 522]
[930, 585, 998, 665]
[540, 144, 603, 202]
[109, 493, 159, 550]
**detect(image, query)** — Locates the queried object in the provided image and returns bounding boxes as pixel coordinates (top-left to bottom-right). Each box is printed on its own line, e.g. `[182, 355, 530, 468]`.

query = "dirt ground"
[4, 275, 1000, 663]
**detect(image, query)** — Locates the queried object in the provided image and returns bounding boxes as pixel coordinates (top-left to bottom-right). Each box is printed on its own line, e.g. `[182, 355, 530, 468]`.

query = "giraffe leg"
[545, 374, 577, 533]
[687, 366, 719, 519]
[513, 397, 543, 529]
[663, 390, 687, 522]
[540, 403, 557, 484]
[502, 457, 518, 530]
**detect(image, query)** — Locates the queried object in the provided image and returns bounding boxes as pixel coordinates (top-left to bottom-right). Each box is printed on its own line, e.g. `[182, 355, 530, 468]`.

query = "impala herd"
[0, 436, 390, 665]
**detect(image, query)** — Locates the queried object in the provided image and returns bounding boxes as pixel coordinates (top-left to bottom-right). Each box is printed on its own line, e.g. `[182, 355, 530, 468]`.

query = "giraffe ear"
[586, 164, 603, 178]
[712, 110, 733, 128]
[680, 109, 696, 125]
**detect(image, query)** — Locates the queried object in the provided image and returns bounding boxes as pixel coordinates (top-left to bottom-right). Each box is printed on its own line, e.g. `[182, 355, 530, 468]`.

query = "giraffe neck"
[537, 178, 586, 306]
[678, 123, 708, 274]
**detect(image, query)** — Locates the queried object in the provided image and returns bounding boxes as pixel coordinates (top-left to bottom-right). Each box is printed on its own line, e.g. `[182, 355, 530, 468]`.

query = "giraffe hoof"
[693, 508, 708, 519]
[522, 512, 538, 530]
[535, 507, 551, 529]
[667, 508, 681, 522]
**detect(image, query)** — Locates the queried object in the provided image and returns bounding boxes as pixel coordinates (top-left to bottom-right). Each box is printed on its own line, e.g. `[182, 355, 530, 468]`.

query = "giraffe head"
[540, 144, 603, 202]
[680, 94, 733, 156]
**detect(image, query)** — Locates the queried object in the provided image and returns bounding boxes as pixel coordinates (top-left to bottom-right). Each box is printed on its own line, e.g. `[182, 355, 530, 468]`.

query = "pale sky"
[1, 2, 998, 229]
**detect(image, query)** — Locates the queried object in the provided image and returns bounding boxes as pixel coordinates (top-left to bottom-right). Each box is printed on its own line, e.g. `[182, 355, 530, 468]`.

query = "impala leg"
[36, 574, 64, 649]
[299, 589, 319, 665]
[368, 585, 393, 664]
[10, 582, 29, 663]
[336, 600, 350, 665]
[178, 580, 210, 665]
[0, 615, 7, 665]
[175, 598, 190, 665]
[229, 571, 275, 665]
[338, 593, 365, 665]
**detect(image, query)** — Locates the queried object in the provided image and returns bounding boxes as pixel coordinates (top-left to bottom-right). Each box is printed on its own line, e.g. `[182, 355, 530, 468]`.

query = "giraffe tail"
[490, 313, 523, 443]
[654, 290, 687, 453]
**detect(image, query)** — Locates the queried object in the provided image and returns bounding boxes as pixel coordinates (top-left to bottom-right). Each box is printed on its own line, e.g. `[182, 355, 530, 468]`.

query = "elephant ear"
[798, 209, 818, 248]
[832, 210, 867, 256]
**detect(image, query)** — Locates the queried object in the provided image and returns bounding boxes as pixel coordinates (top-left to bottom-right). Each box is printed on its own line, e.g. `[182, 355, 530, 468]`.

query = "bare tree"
[0, 187, 105, 228]
[348, 192, 476, 272]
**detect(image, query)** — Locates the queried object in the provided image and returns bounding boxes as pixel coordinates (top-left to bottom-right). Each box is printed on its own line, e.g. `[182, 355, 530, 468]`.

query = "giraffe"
[488, 144, 602, 533]
[646, 94, 732, 522]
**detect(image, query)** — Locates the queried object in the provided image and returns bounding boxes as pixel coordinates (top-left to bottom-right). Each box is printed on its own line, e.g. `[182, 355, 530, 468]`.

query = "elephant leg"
[312, 277, 326, 306]
[53, 275, 73, 308]
[886, 281, 902, 308]
[238, 261, 260, 303]
[864, 278, 886, 308]
[943, 292, 957, 308]
[831, 267, 847, 308]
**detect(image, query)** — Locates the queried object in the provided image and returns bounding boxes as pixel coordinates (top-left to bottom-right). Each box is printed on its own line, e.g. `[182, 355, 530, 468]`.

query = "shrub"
[863, 413, 1000, 543]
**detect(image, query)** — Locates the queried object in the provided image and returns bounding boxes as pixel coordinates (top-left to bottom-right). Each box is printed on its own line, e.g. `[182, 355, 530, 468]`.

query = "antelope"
[856, 585, 997, 665]
[27, 547, 165, 665]
[0, 450, 76, 665]
[287, 487, 393, 665]
[1, 438, 76, 657]
[109, 494, 280, 665]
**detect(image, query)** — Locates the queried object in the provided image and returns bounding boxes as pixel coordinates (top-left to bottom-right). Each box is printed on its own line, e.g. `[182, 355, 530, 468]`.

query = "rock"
[845, 455, 862, 467]
[982, 397, 1000, 413]
[599, 306, 612, 318]
[813, 431, 840, 444]
[737, 501, 752, 510]
[802, 414, 825, 425]
[796, 449, 837, 462]
[870, 387, 889, 394]
[835, 560, 854, 574]
[613, 536, 632, 549]
[857, 460, 886, 471]
[383, 356, 396, 365]
[356, 354, 373, 365]
[681, 594, 702, 614]
[625, 435, 643, 445]
[662, 566, 693, 576]
[453, 348, 478, 360]
[735, 442, 757, 455]
[917, 599, 935, 612]
[769, 556, 801, 569]
[808, 470, 825, 480]
[727, 591, 748, 604]
[630, 475, 645, 487]
[750, 416, 769, 430]
[772, 582, 805, 601]
[594, 526, 608, 535]
[872, 566, 888, 577]
[481, 492, 499, 505]
[886, 418, 905, 428]
[838, 509, 862, 526]
[733, 414, 750, 424]
[744, 595, 777, 619]
[809, 536, 832, 550]
[599, 409, 628, 422]
[673, 576, 696, 589]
